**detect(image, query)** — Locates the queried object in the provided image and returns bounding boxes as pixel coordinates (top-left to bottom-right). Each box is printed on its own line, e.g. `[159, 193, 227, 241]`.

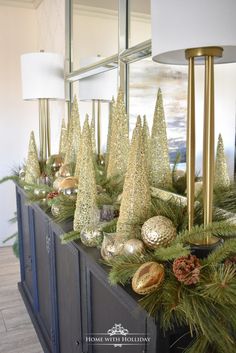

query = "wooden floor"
[0, 247, 43, 353]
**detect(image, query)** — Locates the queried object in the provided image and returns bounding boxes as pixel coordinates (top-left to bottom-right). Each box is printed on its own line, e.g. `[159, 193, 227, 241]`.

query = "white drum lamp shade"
[21, 52, 65, 100]
[151, 0, 236, 64]
[79, 57, 117, 101]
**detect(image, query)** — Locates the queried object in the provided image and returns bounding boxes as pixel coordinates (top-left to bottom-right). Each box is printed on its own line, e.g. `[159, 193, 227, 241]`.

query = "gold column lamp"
[21, 52, 65, 162]
[79, 56, 117, 163]
[151, 0, 236, 242]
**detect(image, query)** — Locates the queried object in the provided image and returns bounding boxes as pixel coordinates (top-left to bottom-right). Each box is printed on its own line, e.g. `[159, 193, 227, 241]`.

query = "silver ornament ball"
[123, 239, 145, 256]
[80, 227, 103, 247]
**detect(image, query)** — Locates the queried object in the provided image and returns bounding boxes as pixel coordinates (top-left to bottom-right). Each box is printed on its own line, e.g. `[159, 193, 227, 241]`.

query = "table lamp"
[21, 52, 65, 161]
[151, 0, 236, 240]
[79, 56, 117, 162]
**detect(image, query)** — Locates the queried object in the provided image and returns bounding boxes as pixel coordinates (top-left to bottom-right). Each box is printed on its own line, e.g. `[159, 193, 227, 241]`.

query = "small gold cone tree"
[73, 116, 98, 232]
[25, 131, 41, 184]
[90, 112, 96, 155]
[107, 90, 129, 179]
[214, 133, 230, 189]
[59, 118, 68, 155]
[64, 96, 81, 165]
[150, 88, 172, 189]
[143, 115, 151, 175]
[105, 97, 115, 169]
[115, 116, 151, 244]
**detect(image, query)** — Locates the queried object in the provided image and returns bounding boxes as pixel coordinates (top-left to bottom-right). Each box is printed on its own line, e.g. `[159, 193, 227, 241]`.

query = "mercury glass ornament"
[141, 216, 176, 249]
[58, 163, 73, 177]
[80, 226, 103, 247]
[51, 204, 61, 217]
[53, 177, 64, 191]
[123, 239, 145, 256]
[34, 188, 47, 197]
[100, 233, 123, 261]
[19, 168, 26, 180]
[100, 205, 115, 222]
[58, 177, 78, 196]
[132, 261, 165, 295]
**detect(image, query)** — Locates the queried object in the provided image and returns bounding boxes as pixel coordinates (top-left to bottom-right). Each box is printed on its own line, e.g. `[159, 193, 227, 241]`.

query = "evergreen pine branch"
[206, 238, 236, 265]
[100, 218, 118, 233]
[60, 230, 80, 244]
[2, 232, 18, 243]
[0, 175, 19, 184]
[154, 243, 190, 262]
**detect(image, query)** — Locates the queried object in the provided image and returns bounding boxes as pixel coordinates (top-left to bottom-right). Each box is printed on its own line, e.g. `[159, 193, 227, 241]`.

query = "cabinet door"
[52, 229, 82, 353]
[31, 207, 54, 352]
[80, 256, 157, 353]
[16, 189, 34, 304]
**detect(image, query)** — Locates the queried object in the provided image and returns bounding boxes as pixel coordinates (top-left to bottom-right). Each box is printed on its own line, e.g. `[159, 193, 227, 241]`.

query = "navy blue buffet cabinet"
[16, 185, 190, 353]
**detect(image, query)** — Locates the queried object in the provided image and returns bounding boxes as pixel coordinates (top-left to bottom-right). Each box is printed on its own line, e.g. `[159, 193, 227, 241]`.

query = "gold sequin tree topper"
[214, 133, 230, 189]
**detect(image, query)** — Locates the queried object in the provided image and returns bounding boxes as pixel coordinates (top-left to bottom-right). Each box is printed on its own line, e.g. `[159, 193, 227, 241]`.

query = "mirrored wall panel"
[129, 57, 188, 165]
[72, 0, 119, 71]
[129, 0, 151, 47]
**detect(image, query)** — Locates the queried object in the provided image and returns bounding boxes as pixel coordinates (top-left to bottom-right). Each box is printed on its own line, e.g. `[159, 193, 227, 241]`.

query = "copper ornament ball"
[58, 177, 78, 196]
[132, 261, 165, 295]
[123, 239, 145, 256]
[141, 216, 176, 249]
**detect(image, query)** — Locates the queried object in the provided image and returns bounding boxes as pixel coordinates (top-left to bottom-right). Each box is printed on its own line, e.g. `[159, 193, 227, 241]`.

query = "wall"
[0, 5, 38, 246]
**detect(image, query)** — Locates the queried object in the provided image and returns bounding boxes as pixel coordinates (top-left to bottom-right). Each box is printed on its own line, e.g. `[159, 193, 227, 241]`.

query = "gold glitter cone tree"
[64, 96, 81, 165]
[150, 88, 172, 189]
[116, 116, 151, 244]
[107, 90, 129, 179]
[73, 116, 98, 232]
[74, 114, 90, 178]
[59, 118, 68, 155]
[214, 133, 230, 189]
[105, 96, 115, 169]
[143, 115, 151, 175]
[25, 131, 41, 184]
[90, 112, 96, 155]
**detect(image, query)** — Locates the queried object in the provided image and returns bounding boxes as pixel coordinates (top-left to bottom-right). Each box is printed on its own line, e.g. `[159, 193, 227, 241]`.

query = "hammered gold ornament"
[64, 96, 81, 165]
[107, 90, 129, 179]
[214, 134, 230, 189]
[116, 116, 151, 243]
[123, 239, 145, 256]
[58, 176, 78, 196]
[150, 88, 172, 189]
[73, 117, 98, 232]
[141, 216, 176, 249]
[132, 261, 165, 295]
[25, 131, 41, 184]
[80, 226, 103, 247]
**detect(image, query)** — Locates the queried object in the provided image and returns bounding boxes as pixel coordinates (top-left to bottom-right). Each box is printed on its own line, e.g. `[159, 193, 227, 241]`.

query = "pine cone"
[173, 254, 201, 285]
[47, 191, 59, 200]
[224, 255, 236, 266]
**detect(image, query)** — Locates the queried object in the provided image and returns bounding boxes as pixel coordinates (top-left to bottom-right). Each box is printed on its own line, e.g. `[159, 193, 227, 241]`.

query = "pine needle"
[60, 230, 80, 244]
[154, 243, 190, 261]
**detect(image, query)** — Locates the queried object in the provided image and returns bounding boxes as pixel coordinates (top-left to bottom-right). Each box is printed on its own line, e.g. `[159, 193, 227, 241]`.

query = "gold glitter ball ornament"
[80, 227, 103, 248]
[123, 239, 145, 256]
[141, 216, 176, 249]
[132, 261, 165, 295]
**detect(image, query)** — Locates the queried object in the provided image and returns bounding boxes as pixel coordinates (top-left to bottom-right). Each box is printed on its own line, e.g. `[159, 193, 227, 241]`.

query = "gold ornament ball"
[58, 177, 78, 196]
[53, 177, 64, 191]
[58, 163, 73, 177]
[132, 261, 165, 295]
[80, 227, 103, 247]
[19, 168, 26, 180]
[141, 216, 176, 249]
[34, 188, 47, 197]
[46, 154, 63, 173]
[123, 239, 145, 256]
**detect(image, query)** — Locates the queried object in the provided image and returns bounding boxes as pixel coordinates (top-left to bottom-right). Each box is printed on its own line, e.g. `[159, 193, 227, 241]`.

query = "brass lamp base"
[39, 98, 51, 162]
[185, 46, 223, 244]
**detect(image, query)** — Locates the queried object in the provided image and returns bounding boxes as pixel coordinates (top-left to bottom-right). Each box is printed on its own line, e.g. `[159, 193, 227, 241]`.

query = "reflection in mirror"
[129, 58, 187, 167]
[129, 0, 151, 47]
[72, 0, 118, 71]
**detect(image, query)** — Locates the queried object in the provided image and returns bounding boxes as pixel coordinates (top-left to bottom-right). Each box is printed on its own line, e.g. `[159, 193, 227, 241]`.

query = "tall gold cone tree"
[116, 116, 151, 244]
[90, 112, 96, 154]
[59, 118, 68, 155]
[143, 115, 151, 176]
[105, 97, 115, 169]
[25, 131, 41, 184]
[64, 96, 81, 165]
[74, 114, 89, 178]
[107, 90, 129, 179]
[150, 88, 172, 188]
[214, 133, 230, 189]
[73, 116, 98, 232]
